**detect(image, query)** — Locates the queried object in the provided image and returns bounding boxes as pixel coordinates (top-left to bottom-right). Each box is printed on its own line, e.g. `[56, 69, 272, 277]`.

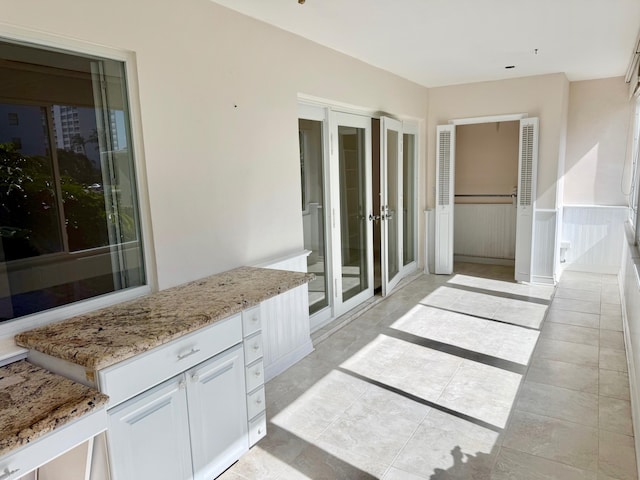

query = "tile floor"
[220, 264, 638, 479]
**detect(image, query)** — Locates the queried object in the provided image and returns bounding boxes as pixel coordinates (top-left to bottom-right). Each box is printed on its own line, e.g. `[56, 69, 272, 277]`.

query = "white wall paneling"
[253, 251, 313, 381]
[532, 209, 557, 284]
[619, 230, 640, 480]
[453, 204, 517, 261]
[561, 206, 627, 274]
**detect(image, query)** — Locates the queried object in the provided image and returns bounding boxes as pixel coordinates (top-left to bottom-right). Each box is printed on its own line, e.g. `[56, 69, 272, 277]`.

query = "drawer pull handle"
[192, 374, 200, 383]
[256, 397, 263, 405]
[179, 381, 186, 390]
[0, 468, 20, 480]
[252, 316, 259, 322]
[177, 348, 201, 360]
[252, 344, 260, 351]
[254, 370, 262, 377]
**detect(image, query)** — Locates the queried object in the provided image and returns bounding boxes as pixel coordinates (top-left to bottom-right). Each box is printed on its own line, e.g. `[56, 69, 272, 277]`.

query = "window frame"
[0, 26, 156, 339]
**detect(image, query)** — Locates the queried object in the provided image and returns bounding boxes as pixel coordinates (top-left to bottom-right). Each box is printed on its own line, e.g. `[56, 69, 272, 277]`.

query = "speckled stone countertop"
[16, 266, 314, 371]
[0, 360, 108, 458]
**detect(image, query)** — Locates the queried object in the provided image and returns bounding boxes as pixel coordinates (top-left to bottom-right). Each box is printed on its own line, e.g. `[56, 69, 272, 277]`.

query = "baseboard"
[562, 263, 620, 275]
[454, 255, 515, 266]
[264, 340, 314, 382]
[531, 275, 555, 285]
[619, 268, 640, 480]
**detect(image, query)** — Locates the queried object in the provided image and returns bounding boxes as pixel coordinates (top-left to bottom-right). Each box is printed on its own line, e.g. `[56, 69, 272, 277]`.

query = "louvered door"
[435, 125, 455, 274]
[515, 118, 539, 282]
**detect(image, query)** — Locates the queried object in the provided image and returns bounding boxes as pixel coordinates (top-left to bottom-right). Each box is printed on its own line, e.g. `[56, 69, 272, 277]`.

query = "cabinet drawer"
[243, 333, 263, 365]
[242, 306, 261, 337]
[248, 412, 267, 446]
[245, 360, 264, 393]
[99, 315, 242, 407]
[246, 386, 265, 420]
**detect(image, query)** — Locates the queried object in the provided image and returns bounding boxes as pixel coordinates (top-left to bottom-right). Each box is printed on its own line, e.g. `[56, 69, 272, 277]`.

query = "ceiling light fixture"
[298, 0, 305, 4]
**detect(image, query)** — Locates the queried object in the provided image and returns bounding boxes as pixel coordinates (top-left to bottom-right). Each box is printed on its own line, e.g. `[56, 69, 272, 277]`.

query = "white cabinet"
[107, 377, 192, 480]
[187, 344, 248, 480]
[106, 334, 248, 480]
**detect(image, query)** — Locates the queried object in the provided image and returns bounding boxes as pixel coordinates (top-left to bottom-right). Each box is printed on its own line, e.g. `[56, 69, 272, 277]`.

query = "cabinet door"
[107, 377, 192, 480]
[186, 344, 248, 480]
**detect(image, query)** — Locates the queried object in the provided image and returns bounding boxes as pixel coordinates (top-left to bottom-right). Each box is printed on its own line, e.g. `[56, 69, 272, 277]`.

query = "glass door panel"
[331, 112, 373, 316]
[403, 130, 417, 266]
[298, 118, 328, 315]
[338, 125, 368, 302]
[381, 117, 403, 296]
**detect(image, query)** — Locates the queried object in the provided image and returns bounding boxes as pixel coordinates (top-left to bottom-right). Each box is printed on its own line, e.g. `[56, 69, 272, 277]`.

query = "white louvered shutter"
[435, 125, 455, 274]
[515, 118, 539, 283]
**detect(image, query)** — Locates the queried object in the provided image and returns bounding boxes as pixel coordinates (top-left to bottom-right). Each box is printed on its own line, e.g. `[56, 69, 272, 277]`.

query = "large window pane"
[0, 39, 145, 321]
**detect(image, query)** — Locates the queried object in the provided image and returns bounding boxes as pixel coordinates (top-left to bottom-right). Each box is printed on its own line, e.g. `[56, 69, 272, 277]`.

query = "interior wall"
[1, 0, 428, 290]
[428, 73, 569, 210]
[564, 77, 633, 206]
[455, 121, 519, 204]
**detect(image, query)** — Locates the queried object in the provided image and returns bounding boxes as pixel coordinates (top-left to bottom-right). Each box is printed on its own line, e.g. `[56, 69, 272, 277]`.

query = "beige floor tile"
[515, 381, 599, 427]
[600, 330, 625, 351]
[601, 314, 624, 332]
[600, 348, 628, 372]
[526, 357, 598, 394]
[383, 467, 430, 479]
[551, 297, 601, 315]
[555, 287, 601, 302]
[285, 443, 386, 479]
[492, 301, 548, 329]
[546, 308, 600, 329]
[599, 430, 638, 480]
[437, 361, 522, 429]
[393, 409, 500, 479]
[601, 303, 622, 317]
[599, 396, 634, 436]
[533, 338, 599, 367]
[492, 447, 597, 480]
[541, 322, 599, 346]
[503, 410, 598, 471]
[599, 369, 631, 400]
[379, 344, 463, 402]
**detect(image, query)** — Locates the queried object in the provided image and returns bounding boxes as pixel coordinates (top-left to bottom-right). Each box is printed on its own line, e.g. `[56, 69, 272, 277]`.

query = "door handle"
[368, 214, 381, 221]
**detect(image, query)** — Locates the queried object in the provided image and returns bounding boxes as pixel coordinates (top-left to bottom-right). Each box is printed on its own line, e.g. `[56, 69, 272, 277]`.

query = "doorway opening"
[453, 121, 519, 277]
[435, 116, 538, 283]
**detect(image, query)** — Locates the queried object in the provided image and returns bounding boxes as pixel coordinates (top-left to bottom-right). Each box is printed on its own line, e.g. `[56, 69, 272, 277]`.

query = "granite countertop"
[0, 360, 108, 458]
[16, 266, 314, 371]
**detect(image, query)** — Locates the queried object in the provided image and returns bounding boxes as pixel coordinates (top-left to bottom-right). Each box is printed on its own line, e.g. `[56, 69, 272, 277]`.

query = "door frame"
[436, 113, 538, 281]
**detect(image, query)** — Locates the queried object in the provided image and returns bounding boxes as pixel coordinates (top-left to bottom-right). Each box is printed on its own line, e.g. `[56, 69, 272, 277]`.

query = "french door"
[299, 105, 417, 328]
[330, 112, 374, 316]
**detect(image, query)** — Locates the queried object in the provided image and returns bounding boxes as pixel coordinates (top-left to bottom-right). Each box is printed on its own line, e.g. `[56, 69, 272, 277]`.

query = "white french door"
[380, 116, 403, 295]
[330, 111, 374, 316]
[434, 118, 539, 281]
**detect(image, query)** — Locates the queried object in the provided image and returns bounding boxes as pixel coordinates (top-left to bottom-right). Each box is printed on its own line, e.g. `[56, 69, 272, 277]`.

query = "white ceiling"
[211, 0, 640, 88]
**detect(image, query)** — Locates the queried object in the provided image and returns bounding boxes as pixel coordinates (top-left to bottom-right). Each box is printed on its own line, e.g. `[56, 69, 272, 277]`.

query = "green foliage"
[0, 142, 110, 259]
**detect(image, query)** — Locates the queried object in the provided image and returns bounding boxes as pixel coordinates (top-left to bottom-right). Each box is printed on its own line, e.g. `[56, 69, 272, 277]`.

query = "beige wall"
[564, 77, 633, 206]
[2, 0, 428, 290]
[455, 121, 519, 204]
[428, 73, 570, 210]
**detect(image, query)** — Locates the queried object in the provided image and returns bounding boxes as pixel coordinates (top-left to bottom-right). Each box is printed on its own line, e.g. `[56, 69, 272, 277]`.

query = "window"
[630, 97, 640, 244]
[0, 38, 145, 322]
